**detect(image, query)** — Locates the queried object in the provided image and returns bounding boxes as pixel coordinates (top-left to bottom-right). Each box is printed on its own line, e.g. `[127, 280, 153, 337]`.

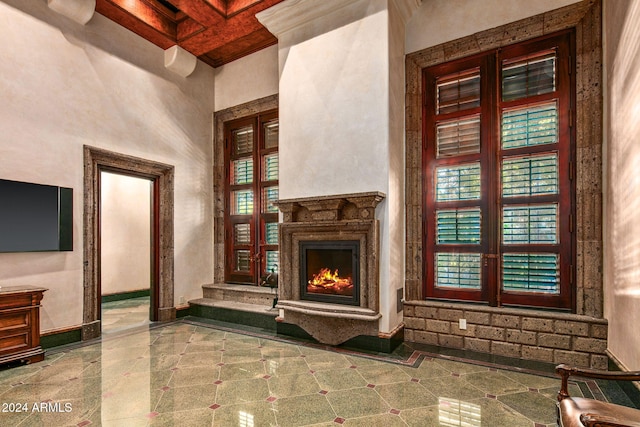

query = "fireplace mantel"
[274, 192, 384, 345]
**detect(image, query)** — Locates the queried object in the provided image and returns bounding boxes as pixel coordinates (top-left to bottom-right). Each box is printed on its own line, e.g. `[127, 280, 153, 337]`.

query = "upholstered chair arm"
[580, 413, 640, 427]
[556, 364, 640, 401]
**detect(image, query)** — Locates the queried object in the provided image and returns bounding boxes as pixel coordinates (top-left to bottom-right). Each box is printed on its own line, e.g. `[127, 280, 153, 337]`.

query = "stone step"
[201, 283, 278, 307]
[188, 297, 278, 331]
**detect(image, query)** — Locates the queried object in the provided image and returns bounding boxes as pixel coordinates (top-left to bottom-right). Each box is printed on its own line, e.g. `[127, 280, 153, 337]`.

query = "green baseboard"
[101, 289, 150, 303]
[176, 305, 192, 318]
[41, 328, 82, 349]
[275, 322, 404, 354]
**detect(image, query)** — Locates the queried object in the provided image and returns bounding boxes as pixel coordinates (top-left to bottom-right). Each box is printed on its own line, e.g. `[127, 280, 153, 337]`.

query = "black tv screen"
[0, 179, 73, 253]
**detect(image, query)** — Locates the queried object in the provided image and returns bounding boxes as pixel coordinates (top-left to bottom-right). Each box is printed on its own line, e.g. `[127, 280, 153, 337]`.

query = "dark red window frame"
[224, 110, 278, 285]
[422, 31, 576, 310]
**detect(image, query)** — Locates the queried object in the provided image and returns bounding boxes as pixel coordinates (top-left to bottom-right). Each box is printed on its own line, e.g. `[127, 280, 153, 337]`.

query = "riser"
[201, 284, 277, 307]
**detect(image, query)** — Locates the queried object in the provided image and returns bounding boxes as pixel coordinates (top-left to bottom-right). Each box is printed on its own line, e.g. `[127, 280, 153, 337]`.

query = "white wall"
[100, 172, 151, 295]
[604, 0, 640, 371]
[406, 0, 581, 53]
[214, 44, 279, 112]
[0, 1, 215, 332]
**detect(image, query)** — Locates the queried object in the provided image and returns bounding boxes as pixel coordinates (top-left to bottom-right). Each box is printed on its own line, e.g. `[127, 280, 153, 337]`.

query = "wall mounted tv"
[0, 179, 73, 253]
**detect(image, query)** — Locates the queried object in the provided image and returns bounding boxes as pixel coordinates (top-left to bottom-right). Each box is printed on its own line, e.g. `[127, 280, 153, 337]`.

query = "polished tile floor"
[0, 318, 592, 427]
[101, 297, 151, 335]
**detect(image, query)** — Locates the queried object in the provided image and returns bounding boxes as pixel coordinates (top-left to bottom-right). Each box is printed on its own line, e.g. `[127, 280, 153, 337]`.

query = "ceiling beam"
[96, 0, 176, 47]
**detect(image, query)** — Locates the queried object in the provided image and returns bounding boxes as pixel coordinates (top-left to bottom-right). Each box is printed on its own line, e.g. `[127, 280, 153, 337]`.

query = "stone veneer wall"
[404, 0, 605, 368]
[404, 302, 608, 369]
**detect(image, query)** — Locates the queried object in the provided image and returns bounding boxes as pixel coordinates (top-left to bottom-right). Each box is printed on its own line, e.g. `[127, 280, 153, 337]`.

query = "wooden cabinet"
[0, 286, 47, 365]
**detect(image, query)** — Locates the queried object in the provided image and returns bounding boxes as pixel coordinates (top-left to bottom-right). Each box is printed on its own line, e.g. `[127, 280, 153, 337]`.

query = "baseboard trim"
[41, 326, 83, 349]
[101, 289, 150, 303]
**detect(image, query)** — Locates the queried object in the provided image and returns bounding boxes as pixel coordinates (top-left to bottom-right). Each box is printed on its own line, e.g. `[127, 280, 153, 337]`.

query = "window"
[225, 111, 279, 284]
[423, 31, 574, 309]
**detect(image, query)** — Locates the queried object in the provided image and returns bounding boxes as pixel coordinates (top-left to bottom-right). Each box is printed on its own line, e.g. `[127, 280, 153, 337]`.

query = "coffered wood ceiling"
[96, 0, 285, 68]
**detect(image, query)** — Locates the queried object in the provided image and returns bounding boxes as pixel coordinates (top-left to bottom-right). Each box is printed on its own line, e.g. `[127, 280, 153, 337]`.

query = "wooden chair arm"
[556, 364, 640, 401]
[580, 413, 640, 427]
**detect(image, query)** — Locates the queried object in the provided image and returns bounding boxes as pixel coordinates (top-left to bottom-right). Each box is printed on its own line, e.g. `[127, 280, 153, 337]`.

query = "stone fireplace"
[274, 192, 384, 346]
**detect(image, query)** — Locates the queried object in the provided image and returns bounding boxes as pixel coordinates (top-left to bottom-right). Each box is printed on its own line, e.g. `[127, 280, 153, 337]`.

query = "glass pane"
[232, 158, 253, 185]
[502, 253, 559, 294]
[502, 102, 558, 149]
[264, 120, 279, 149]
[232, 190, 253, 215]
[233, 126, 253, 155]
[437, 116, 481, 158]
[436, 208, 481, 244]
[262, 186, 279, 213]
[263, 153, 278, 181]
[502, 154, 558, 197]
[503, 51, 556, 101]
[265, 222, 278, 245]
[435, 253, 481, 289]
[234, 223, 251, 245]
[502, 204, 558, 244]
[437, 70, 480, 114]
[235, 250, 251, 272]
[265, 250, 279, 273]
[436, 163, 481, 201]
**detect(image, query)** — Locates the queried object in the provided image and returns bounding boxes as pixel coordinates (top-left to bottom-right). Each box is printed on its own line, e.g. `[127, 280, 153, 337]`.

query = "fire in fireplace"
[300, 241, 360, 305]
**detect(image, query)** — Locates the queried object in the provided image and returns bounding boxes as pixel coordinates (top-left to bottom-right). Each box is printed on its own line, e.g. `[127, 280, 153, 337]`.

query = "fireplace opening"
[300, 241, 360, 305]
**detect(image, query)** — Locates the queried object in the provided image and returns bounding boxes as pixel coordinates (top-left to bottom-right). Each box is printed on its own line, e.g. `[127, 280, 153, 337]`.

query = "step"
[188, 297, 278, 331]
[201, 283, 278, 307]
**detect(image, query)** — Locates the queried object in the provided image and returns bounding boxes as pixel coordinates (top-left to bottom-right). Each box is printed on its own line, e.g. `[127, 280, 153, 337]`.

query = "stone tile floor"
[0, 318, 600, 427]
[101, 297, 150, 335]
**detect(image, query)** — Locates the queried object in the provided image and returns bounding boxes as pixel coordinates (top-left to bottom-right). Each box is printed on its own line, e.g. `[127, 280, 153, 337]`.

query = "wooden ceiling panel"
[96, 0, 176, 48]
[201, 27, 276, 67]
[98, 0, 284, 68]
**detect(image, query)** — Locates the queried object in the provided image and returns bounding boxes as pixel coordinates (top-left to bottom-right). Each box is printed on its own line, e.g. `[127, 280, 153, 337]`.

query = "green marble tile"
[472, 397, 538, 426]
[21, 361, 88, 385]
[304, 353, 352, 372]
[212, 400, 277, 426]
[260, 344, 303, 359]
[498, 390, 558, 424]
[149, 342, 190, 356]
[149, 407, 214, 427]
[326, 387, 390, 419]
[154, 383, 218, 413]
[357, 364, 412, 385]
[434, 358, 490, 375]
[218, 360, 266, 381]
[221, 347, 264, 364]
[268, 372, 320, 398]
[222, 334, 262, 349]
[178, 351, 223, 368]
[400, 359, 451, 380]
[374, 381, 438, 410]
[129, 354, 181, 373]
[539, 383, 583, 400]
[168, 365, 219, 387]
[398, 405, 441, 427]
[314, 368, 367, 391]
[464, 371, 528, 395]
[183, 340, 222, 354]
[0, 382, 68, 403]
[272, 393, 336, 426]
[264, 356, 311, 376]
[215, 378, 270, 405]
[343, 412, 408, 426]
[500, 369, 559, 390]
[419, 375, 486, 402]
[152, 333, 194, 346]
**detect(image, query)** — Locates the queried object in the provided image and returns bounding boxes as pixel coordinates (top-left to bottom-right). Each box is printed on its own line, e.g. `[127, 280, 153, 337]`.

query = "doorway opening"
[83, 146, 175, 341]
[100, 171, 152, 334]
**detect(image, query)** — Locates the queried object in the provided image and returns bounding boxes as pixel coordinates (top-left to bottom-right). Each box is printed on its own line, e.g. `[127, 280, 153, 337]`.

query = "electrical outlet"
[459, 318, 467, 330]
[179, 295, 185, 304]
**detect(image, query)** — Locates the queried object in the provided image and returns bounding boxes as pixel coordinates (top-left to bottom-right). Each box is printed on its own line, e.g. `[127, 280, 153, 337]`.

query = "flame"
[307, 268, 353, 296]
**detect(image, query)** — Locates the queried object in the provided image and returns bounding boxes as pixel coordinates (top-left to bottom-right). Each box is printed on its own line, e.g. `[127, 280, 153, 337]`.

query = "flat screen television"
[0, 179, 73, 253]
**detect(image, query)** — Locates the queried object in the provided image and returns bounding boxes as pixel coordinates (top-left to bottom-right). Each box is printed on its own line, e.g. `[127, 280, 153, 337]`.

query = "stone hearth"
[274, 192, 384, 345]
